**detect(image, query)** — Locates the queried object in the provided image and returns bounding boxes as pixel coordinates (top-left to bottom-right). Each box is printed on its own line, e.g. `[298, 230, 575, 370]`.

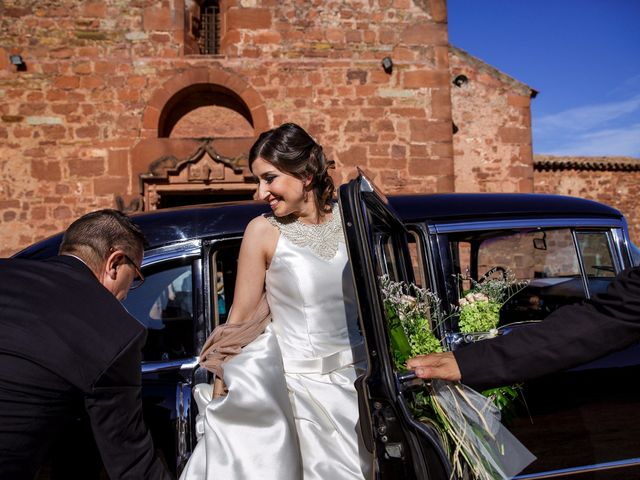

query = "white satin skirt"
[180, 327, 372, 479]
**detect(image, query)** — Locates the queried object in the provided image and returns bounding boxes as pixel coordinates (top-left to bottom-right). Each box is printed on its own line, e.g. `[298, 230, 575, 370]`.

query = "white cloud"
[538, 122, 640, 157]
[534, 94, 640, 135]
[533, 88, 640, 157]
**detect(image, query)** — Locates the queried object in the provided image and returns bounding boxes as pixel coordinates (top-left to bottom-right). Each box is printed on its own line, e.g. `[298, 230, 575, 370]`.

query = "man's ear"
[103, 250, 124, 281]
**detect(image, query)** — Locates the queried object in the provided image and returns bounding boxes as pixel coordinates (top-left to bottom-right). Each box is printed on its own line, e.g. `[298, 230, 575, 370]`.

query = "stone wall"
[450, 46, 534, 193]
[0, 0, 453, 256]
[534, 155, 640, 245]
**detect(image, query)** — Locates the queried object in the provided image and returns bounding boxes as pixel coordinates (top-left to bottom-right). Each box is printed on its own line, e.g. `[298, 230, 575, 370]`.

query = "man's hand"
[406, 352, 462, 382]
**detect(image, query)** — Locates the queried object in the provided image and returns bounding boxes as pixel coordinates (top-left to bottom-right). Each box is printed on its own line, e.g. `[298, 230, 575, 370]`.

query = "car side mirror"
[533, 232, 547, 250]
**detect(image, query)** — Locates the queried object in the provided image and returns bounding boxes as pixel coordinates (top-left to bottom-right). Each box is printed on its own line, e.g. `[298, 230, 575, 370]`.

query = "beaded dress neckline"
[265, 206, 343, 261]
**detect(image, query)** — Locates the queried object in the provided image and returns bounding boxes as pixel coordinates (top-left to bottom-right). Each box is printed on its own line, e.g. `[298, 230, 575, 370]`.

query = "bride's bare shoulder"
[242, 215, 279, 247]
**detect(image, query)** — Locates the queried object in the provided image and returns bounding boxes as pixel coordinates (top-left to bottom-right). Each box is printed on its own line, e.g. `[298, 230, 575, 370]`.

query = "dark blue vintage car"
[16, 174, 640, 478]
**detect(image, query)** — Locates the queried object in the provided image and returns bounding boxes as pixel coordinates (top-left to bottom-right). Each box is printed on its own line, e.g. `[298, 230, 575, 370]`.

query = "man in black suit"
[408, 266, 640, 390]
[0, 210, 171, 479]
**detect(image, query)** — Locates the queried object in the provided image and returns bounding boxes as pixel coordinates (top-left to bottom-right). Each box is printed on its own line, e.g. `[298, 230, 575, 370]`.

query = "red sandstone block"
[378, 29, 397, 45]
[436, 174, 454, 192]
[41, 124, 67, 140]
[80, 76, 104, 89]
[286, 86, 313, 98]
[127, 77, 146, 90]
[391, 46, 416, 62]
[345, 121, 370, 133]
[77, 46, 99, 57]
[361, 107, 385, 117]
[409, 157, 449, 176]
[367, 97, 393, 107]
[390, 107, 426, 118]
[240, 45, 262, 58]
[507, 94, 530, 108]
[509, 165, 533, 178]
[227, 8, 271, 30]
[431, 142, 453, 157]
[345, 30, 362, 43]
[50, 48, 73, 59]
[369, 144, 390, 156]
[498, 127, 530, 144]
[68, 157, 105, 177]
[410, 119, 451, 142]
[94, 61, 116, 75]
[393, 0, 411, 8]
[254, 31, 281, 44]
[431, 88, 452, 119]
[13, 127, 32, 139]
[369, 157, 391, 169]
[476, 73, 502, 87]
[369, 70, 391, 85]
[31, 160, 61, 181]
[26, 91, 45, 102]
[355, 85, 378, 96]
[377, 119, 395, 133]
[54, 76, 80, 90]
[143, 7, 174, 31]
[18, 103, 46, 115]
[325, 28, 344, 43]
[108, 150, 129, 176]
[76, 125, 100, 138]
[434, 45, 449, 69]
[250, 105, 269, 132]
[83, 2, 106, 17]
[93, 176, 128, 195]
[117, 88, 141, 102]
[304, 28, 324, 42]
[241, 88, 264, 110]
[0, 199, 20, 209]
[391, 144, 406, 159]
[400, 23, 447, 46]
[52, 205, 73, 220]
[51, 104, 78, 115]
[428, 0, 448, 23]
[403, 69, 448, 89]
[207, 68, 232, 88]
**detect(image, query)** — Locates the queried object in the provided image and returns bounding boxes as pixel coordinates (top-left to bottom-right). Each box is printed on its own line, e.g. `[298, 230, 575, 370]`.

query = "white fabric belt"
[282, 342, 366, 375]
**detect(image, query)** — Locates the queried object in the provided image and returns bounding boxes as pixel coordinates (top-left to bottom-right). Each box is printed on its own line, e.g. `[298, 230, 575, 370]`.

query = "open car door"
[339, 172, 451, 480]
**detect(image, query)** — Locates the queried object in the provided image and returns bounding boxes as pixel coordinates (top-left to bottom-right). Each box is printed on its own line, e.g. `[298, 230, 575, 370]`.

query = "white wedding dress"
[181, 208, 372, 479]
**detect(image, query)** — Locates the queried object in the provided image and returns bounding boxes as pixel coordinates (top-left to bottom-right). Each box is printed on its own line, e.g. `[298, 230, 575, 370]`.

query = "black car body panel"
[14, 186, 640, 478]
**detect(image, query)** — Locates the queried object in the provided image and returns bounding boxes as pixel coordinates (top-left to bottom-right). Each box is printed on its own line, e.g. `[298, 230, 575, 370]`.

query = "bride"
[180, 123, 372, 479]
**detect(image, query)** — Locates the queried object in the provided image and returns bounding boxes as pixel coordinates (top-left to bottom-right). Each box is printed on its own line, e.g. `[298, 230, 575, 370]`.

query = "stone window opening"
[198, 0, 221, 55]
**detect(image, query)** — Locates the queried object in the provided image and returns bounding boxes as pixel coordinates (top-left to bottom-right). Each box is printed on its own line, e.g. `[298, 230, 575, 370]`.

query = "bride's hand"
[213, 376, 227, 398]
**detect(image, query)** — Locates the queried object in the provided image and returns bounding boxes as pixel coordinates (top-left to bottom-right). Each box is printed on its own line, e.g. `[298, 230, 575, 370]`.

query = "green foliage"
[458, 299, 501, 333]
[380, 272, 529, 479]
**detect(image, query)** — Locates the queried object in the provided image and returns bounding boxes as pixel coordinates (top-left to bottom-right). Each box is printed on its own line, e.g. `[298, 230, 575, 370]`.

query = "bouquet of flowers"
[380, 273, 534, 479]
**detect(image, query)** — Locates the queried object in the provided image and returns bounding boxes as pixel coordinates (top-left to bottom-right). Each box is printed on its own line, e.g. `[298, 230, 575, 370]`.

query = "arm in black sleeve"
[85, 333, 172, 480]
[454, 266, 640, 391]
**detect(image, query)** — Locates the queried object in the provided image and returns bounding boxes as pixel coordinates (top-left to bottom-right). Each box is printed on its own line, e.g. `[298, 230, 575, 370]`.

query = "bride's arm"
[225, 215, 278, 325]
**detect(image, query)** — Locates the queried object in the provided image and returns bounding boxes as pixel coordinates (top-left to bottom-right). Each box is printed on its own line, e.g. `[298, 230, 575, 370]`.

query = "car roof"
[14, 193, 623, 259]
[388, 193, 623, 223]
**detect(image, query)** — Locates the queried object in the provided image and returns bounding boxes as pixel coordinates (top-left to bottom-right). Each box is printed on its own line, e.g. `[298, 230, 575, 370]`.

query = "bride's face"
[252, 157, 312, 218]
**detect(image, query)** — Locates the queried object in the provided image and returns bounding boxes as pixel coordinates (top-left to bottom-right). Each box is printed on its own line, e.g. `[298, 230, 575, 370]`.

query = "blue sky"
[447, 0, 640, 158]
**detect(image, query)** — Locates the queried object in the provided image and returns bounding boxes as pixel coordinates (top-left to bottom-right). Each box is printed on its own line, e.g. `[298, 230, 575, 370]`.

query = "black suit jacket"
[455, 266, 640, 390]
[0, 256, 171, 480]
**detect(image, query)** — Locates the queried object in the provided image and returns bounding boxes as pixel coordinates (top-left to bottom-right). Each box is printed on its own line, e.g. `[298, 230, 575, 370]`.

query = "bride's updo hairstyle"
[249, 123, 336, 214]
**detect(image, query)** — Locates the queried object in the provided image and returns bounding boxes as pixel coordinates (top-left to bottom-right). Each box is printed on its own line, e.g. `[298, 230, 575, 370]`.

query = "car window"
[448, 228, 617, 324]
[210, 242, 241, 326]
[123, 262, 195, 361]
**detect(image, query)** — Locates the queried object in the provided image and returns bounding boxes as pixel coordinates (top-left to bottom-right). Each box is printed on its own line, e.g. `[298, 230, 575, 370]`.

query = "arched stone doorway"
[133, 68, 269, 210]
